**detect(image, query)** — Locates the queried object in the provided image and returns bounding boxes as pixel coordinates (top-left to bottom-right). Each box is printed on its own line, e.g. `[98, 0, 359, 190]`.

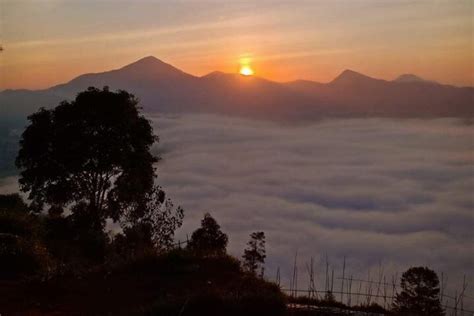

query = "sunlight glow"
[240, 65, 254, 76]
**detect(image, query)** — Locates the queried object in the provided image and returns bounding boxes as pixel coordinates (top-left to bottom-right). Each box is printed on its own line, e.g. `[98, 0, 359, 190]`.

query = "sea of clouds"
[152, 114, 473, 304]
[1, 114, 472, 305]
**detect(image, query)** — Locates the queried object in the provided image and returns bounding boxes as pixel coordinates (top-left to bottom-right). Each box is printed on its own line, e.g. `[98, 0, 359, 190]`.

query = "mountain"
[288, 69, 473, 117]
[196, 71, 327, 120]
[330, 69, 384, 87]
[48, 56, 202, 113]
[1, 57, 473, 126]
[394, 74, 438, 85]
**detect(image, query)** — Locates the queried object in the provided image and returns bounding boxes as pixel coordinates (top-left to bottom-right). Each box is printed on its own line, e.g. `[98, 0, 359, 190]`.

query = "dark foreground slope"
[0, 250, 286, 316]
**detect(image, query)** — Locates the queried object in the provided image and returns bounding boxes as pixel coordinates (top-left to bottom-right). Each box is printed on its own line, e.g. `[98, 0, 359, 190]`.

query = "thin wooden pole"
[341, 256, 346, 303]
[331, 268, 334, 294]
[347, 275, 353, 307]
[325, 253, 329, 293]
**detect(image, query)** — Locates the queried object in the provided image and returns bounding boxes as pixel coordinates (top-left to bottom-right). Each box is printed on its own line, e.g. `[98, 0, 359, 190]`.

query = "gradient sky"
[1, 0, 473, 89]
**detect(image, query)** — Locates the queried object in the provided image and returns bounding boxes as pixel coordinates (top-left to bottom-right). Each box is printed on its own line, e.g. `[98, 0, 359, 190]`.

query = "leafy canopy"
[117, 185, 184, 253]
[188, 213, 228, 257]
[393, 266, 445, 316]
[16, 87, 157, 224]
[243, 231, 266, 277]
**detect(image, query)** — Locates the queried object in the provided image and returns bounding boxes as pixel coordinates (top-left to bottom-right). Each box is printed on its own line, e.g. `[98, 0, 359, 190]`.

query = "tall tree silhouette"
[16, 86, 157, 229]
[393, 266, 445, 316]
[243, 231, 266, 277]
[188, 213, 228, 257]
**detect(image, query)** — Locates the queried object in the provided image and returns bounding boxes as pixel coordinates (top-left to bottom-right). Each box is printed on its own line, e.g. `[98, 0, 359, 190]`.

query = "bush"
[44, 215, 109, 271]
[353, 302, 389, 314]
[0, 196, 51, 278]
[0, 193, 28, 213]
[145, 286, 286, 316]
[0, 235, 52, 279]
[116, 250, 286, 316]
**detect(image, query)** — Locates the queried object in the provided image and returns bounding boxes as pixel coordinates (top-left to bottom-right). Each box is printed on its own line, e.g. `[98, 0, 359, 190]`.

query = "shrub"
[0, 194, 51, 278]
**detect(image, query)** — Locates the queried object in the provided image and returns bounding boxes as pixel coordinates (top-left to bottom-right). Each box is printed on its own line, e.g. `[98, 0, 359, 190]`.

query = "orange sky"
[1, 1, 473, 89]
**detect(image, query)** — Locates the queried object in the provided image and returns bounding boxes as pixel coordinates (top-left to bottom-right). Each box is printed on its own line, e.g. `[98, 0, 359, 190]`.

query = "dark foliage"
[188, 213, 228, 257]
[0, 193, 50, 278]
[16, 86, 157, 226]
[145, 291, 286, 316]
[114, 185, 184, 257]
[393, 266, 445, 316]
[352, 302, 388, 313]
[137, 250, 286, 316]
[44, 215, 110, 269]
[6, 88, 188, 276]
[1, 249, 286, 316]
[0, 193, 28, 213]
[242, 231, 266, 277]
[324, 291, 336, 303]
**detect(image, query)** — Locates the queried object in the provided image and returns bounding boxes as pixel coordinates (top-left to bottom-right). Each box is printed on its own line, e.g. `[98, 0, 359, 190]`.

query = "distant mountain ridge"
[393, 74, 439, 85]
[1, 56, 473, 124]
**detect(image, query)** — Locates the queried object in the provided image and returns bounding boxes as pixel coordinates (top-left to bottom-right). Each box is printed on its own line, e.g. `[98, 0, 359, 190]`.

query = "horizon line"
[1, 55, 471, 92]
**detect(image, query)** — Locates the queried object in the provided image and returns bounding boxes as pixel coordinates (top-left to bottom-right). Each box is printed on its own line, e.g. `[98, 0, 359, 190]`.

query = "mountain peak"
[118, 56, 193, 79]
[331, 69, 376, 85]
[202, 71, 228, 78]
[339, 69, 369, 78]
[340, 69, 361, 76]
[394, 74, 438, 85]
[141, 55, 160, 61]
[121, 56, 169, 69]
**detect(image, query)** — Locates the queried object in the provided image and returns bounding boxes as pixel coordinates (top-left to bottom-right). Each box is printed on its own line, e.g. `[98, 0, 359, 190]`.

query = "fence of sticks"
[171, 238, 472, 315]
[277, 253, 473, 316]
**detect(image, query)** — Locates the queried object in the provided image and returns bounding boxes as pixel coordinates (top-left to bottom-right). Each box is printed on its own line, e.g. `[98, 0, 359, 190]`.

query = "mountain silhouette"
[330, 69, 383, 87]
[56, 56, 195, 90]
[1, 56, 473, 124]
[394, 74, 439, 85]
[288, 69, 473, 117]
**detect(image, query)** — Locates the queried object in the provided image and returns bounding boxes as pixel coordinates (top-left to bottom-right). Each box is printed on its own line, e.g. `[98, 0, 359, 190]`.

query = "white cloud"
[2, 114, 472, 306]
[152, 114, 474, 304]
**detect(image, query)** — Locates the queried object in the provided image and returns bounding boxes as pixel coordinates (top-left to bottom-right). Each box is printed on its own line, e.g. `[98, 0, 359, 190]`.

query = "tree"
[393, 266, 445, 316]
[117, 185, 184, 254]
[188, 213, 228, 257]
[243, 231, 266, 277]
[16, 87, 157, 229]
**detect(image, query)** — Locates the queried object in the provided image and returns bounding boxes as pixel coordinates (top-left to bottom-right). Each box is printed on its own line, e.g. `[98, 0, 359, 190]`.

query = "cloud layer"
[1, 114, 472, 305]
[152, 114, 473, 303]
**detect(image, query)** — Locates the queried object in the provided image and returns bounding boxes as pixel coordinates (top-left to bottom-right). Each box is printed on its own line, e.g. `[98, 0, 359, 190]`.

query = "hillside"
[0, 251, 286, 316]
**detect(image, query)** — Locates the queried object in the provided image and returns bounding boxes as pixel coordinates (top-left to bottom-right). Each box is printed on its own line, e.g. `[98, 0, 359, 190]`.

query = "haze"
[1, 0, 473, 90]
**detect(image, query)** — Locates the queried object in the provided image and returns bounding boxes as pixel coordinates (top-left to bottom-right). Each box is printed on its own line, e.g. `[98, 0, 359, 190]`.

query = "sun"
[239, 65, 254, 76]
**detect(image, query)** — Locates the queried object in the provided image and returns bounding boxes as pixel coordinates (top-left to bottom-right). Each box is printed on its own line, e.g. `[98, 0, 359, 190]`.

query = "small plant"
[242, 231, 266, 277]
